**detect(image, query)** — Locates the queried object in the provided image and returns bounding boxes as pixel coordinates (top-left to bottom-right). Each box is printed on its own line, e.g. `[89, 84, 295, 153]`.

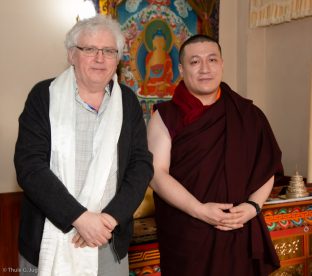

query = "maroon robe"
[154, 81, 283, 276]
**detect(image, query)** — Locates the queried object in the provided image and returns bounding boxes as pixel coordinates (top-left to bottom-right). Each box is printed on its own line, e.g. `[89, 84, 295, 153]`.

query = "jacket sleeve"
[103, 87, 154, 226]
[14, 80, 86, 232]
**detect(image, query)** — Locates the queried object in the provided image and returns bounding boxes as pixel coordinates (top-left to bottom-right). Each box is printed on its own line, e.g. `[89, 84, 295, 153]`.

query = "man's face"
[179, 41, 223, 100]
[68, 29, 119, 89]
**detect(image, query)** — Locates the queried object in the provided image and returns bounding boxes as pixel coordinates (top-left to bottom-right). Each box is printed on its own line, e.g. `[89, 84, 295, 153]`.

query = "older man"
[14, 15, 153, 275]
[148, 34, 283, 276]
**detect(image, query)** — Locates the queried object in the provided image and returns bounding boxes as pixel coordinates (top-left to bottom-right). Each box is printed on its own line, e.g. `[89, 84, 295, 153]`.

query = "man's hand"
[71, 233, 87, 248]
[194, 202, 244, 231]
[101, 213, 118, 229]
[215, 202, 257, 230]
[72, 211, 116, 248]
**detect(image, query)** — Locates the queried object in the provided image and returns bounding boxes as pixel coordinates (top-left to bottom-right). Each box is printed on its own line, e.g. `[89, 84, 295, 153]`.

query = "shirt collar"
[74, 79, 113, 97]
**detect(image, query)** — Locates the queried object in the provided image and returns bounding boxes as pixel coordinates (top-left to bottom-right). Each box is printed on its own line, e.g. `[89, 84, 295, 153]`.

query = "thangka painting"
[96, 0, 220, 124]
[117, 0, 197, 123]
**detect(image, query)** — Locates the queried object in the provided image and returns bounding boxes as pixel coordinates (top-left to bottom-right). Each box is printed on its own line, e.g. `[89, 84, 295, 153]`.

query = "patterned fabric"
[74, 85, 117, 202]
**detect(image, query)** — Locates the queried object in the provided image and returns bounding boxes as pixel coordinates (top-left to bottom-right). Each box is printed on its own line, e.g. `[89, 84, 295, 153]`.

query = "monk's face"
[179, 41, 223, 103]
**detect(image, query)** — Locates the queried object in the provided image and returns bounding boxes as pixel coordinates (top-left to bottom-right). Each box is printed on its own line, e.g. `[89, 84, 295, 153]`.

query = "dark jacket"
[14, 78, 153, 266]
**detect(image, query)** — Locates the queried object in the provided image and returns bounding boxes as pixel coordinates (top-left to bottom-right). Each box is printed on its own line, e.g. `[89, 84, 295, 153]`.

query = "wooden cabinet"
[128, 217, 160, 276]
[263, 198, 312, 276]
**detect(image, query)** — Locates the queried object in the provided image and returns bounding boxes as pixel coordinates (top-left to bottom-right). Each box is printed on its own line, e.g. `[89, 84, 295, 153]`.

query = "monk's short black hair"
[179, 34, 222, 63]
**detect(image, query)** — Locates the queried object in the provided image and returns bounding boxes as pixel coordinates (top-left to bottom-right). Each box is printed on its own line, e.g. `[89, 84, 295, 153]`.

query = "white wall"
[219, 0, 238, 92]
[0, 0, 81, 192]
[244, 15, 312, 177]
[264, 17, 312, 177]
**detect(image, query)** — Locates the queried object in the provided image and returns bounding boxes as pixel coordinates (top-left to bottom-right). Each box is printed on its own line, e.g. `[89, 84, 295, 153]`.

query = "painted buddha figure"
[142, 29, 175, 97]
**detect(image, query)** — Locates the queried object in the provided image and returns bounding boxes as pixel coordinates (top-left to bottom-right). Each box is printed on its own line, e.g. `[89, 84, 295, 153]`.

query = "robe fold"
[154, 81, 283, 276]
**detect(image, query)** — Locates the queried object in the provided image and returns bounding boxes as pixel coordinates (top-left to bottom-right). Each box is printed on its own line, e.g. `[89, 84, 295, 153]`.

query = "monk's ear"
[178, 63, 183, 78]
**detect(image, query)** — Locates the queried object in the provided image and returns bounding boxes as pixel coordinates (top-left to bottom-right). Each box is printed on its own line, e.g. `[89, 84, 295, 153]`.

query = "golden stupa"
[286, 171, 309, 199]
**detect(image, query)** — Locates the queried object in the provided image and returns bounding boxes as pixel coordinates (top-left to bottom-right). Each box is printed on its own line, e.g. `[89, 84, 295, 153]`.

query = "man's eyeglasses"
[75, 46, 118, 58]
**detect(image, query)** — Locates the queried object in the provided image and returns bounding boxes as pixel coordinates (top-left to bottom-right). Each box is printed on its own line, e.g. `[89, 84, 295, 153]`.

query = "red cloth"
[172, 80, 220, 127]
[154, 82, 283, 276]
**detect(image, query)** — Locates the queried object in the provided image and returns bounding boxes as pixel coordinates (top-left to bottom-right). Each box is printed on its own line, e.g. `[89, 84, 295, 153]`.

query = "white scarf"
[38, 67, 123, 276]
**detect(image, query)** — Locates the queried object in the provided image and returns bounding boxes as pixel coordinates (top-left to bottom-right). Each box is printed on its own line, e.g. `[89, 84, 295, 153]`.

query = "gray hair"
[65, 14, 125, 59]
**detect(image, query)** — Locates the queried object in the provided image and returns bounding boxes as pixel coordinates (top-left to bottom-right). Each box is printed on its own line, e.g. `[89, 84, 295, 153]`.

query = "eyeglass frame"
[75, 46, 119, 59]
